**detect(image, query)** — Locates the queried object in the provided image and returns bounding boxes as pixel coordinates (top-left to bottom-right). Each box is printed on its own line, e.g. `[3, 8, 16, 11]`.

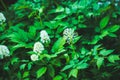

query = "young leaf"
[61, 65, 73, 71]
[108, 55, 120, 63]
[100, 16, 110, 29]
[53, 75, 63, 80]
[77, 63, 88, 69]
[97, 57, 104, 69]
[36, 67, 47, 78]
[69, 68, 78, 78]
[99, 49, 114, 56]
[109, 25, 120, 32]
[23, 71, 29, 78]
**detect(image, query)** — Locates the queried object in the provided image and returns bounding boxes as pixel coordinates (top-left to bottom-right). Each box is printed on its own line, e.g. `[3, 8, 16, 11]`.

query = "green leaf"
[61, 65, 73, 71]
[11, 57, 19, 65]
[28, 26, 36, 38]
[100, 16, 110, 29]
[108, 55, 120, 63]
[23, 71, 29, 78]
[99, 49, 114, 56]
[36, 67, 47, 78]
[20, 64, 26, 70]
[53, 75, 63, 80]
[109, 25, 120, 32]
[77, 63, 88, 69]
[97, 57, 104, 69]
[54, 14, 67, 20]
[52, 37, 66, 53]
[108, 33, 117, 37]
[69, 68, 78, 78]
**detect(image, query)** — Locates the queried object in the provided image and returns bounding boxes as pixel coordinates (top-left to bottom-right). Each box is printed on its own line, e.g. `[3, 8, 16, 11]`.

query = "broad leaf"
[52, 37, 66, 53]
[108, 55, 120, 63]
[69, 68, 78, 78]
[53, 75, 63, 80]
[97, 57, 104, 69]
[100, 16, 110, 29]
[36, 67, 47, 78]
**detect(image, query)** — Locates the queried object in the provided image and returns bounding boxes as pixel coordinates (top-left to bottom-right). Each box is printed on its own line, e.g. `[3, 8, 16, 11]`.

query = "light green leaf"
[100, 16, 110, 29]
[55, 14, 67, 20]
[99, 49, 114, 56]
[109, 25, 120, 32]
[69, 68, 78, 78]
[20, 64, 26, 70]
[23, 71, 29, 78]
[97, 57, 104, 69]
[53, 75, 63, 80]
[61, 65, 73, 71]
[108, 55, 120, 63]
[108, 33, 117, 37]
[52, 37, 66, 53]
[36, 67, 47, 78]
[77, 63, 88, 69]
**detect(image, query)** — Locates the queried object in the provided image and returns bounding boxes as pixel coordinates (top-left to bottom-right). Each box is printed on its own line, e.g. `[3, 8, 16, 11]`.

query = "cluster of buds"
[40, 30, 50, 43]
[0, 12, 6, 25]
[0, 45, 10, 59]
[63, 28, 78, 44]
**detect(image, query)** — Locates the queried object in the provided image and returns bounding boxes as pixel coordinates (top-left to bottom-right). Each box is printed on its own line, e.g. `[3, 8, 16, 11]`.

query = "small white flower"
[33, 42, 44, 53]
[0, 12, 6, 24]
[0, 45, 10, 59]
[30, 54, 39, 61]
[63, 28, 77, 44]
[40, 30, 50, 43]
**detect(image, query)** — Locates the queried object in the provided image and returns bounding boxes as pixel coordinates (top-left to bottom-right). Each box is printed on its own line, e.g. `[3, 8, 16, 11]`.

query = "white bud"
[40, 30, 50, 43]
[30, 54, 39, 61]
[33, 42, 44, 53]
[0, 12, 6, 24]
[0, 45, 10, 59]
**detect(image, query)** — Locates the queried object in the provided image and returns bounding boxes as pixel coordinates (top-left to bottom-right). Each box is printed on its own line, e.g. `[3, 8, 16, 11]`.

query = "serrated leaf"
[53, 75, 63, 80]
[97, 57, 104, 69]
[36, 67, 47, 78]
[69, 68, 78, 78]
[108, 55, 120, 63]
[52, 37, 66, 53]
[100, 16, 110, 29]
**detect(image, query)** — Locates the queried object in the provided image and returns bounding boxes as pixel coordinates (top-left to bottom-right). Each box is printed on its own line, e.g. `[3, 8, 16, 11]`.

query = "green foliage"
[0, 0, 120, 80]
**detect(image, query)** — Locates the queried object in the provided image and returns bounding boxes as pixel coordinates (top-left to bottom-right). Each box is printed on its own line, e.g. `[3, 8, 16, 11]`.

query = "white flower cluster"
[63, 28, 78, 44]
[33, 42, 44, 53]
[0, 12, 6, 24]
[40, 30, 50, 43]
[31, 42, 44, 61]
[0, 45, 10, 59]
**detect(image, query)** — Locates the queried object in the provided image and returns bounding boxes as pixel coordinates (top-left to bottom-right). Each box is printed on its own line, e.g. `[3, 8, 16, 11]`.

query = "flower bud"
[30, 54, 38, 61]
